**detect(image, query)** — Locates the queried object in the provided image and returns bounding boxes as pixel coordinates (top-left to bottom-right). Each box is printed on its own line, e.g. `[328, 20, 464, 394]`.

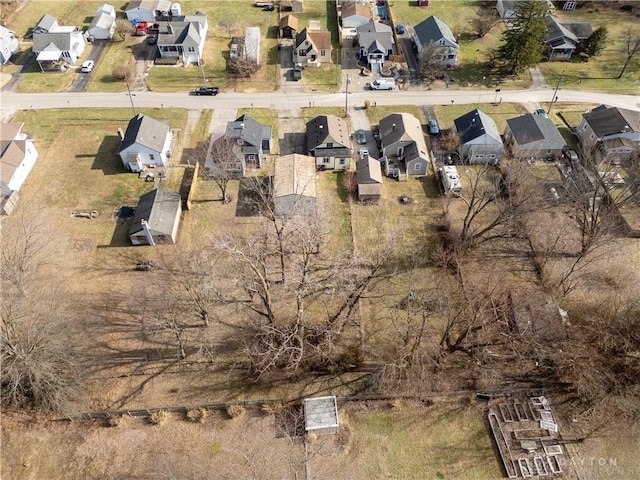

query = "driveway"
[398, 36, 422, 86]
[348, 106, 379, 160]
[67, 40, 109, 93]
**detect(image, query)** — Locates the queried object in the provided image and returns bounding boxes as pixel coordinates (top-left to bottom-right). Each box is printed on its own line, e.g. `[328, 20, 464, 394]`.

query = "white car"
[80, 60, 94, 73]
[359, 147, 369, 160]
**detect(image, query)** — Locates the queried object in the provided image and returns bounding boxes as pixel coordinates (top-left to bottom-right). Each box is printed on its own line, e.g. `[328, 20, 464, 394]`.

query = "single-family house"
[379, 113, 430, 180]
[125, 0, 172, 22]
[496, 0, 553, 21]
[0, 26, 19, 64]
[544, 16, 592, 61]
[341, 2, 371, 29]
[356, 157, 383, 202]
[118, 114, 172, 172]
[453, 109, 505, 165]
[412, 15, 458, 67]
[129, 188, 182, 245]
[281, 0, 303, 13]
[224, 114, 273, 173]
[503, 114, 565, 160]
[577, 105, 640, 164]
[279, 15, 299, 39]
[156, 14, 208, 65]
[88, 4, 117, 40]
[32, 14, 59, 34]
[273, 154, 317, 216]
[244, 26, 261, 65]
[32, 30, 86, 70]
[356, 21, 395, 73]
[1, 123, 39, 197]
[293, 28, 332, 66]
[306, 115, 351, 170]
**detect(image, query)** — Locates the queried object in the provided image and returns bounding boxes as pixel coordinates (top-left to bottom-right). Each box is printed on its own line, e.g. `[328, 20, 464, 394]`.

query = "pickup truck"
[135, 22, 148, 36]
[194, 86, 219, 96]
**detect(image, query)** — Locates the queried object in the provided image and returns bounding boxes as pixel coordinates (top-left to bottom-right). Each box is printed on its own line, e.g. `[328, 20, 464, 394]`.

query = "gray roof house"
[412, 15, 458, 66]
[273, 154, 317, 217]
[341, 3, 371, 29]
[0, 26, 19, 64]
[577, 105, 640, 164]
[356, 157, 383, 202]
[379, 113, 430, 180]
[225, 114, 272, 173]
[306, 115, 351, 170]
[356, 22, 395, 74]
[118, 114, 172, 172]
[129, 188, 182, 245]
[125, 0, 172, 22]
[503, 114, 566, 160]
[453, 109, 505, 165]
[544, 16, 592, 61]
[32, 29, 86, 69]
[33, 14, 59, 34]
[156, 14, 208, 65]
[88, 4, 117, 40]
[496, 0, 554, 20]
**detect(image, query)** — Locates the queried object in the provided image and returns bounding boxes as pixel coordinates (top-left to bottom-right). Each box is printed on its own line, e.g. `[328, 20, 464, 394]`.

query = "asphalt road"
[2, 88, 637, 122]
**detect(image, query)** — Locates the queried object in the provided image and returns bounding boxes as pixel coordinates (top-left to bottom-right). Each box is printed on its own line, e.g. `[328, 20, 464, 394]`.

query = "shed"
[304, 396, 339, 435]
[273, 154, 317, 216]
[129, 188, 182, 245]
[356, 157, 382, 202]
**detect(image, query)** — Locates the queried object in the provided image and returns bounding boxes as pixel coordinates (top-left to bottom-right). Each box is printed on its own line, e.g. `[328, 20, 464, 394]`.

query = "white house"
[412, 15, 458, 67]
[88, 4, 117, 40]
[0, 26, 19, 64]
[118, 114, 172, 172]
[129, 188, 182, 245]
[32, 30, 86, 70]
[156, 14, 208, 65]
[1, 123, 39, 197]
[125, 0, 172, 22]
[497, 0, 553, 20]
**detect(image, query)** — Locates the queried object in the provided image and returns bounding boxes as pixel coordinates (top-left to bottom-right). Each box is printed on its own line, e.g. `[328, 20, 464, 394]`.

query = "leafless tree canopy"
[418, 41, 447, 83]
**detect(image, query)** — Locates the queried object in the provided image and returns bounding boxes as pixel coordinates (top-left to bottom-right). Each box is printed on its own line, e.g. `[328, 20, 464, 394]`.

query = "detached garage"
[129, 188, 182, 245]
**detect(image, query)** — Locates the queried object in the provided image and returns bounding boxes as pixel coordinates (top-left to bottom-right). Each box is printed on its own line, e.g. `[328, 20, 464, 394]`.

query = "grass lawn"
[365, 104, 426, 126]
[86, 35, 139, 93]
[433, 102, 530, 131]
[344, 403, 502, 480]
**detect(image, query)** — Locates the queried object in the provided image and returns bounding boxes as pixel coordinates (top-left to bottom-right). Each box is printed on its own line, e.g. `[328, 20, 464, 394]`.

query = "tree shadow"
[279, 132, 307, 155]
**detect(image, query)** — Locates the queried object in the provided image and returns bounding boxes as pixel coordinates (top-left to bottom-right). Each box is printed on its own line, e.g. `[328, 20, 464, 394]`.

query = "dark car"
[194, 86, 219, 96]
[428, 118, 440, 135]
[356, 129, 367, 145]
[263, 4, 274, 10]
[292, 64, 302, 81]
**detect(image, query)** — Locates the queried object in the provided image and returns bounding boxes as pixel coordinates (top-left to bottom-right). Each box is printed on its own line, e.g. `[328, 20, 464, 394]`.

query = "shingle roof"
[414, 15, 457, 46]
[157, 16, 205, 47]
[274, 154, 317, 198]
[306, 115, 350, 151]
[280, 14, 299, 30]
[225, 114, 271, 152]
[583, 106, 640, 137]
[89, 12, 116, 32]
[33, 31, 79, 52]
[356, 157, 382, 184]
[295, 28, 332, 51]
[506, 114, 564, 145]
[379, 113, 425, 149]
[119, 114, 170, 153]
[130, 188, 181, 236]
[35, 14, 58, 32]
[357, 21, 394, 52]
[342, 3, 370, 19]
[454, 109, 502, 144]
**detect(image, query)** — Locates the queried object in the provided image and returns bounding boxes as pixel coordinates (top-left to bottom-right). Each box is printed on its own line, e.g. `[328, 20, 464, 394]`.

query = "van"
[369, 78, 395, 90]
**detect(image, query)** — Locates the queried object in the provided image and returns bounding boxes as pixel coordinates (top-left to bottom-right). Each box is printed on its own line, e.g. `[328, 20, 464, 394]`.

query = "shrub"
[262, 402, 284, 415]
[226, 404, 245, 418]
[149, 409, 170, 425]
[186, 408, 208, 423]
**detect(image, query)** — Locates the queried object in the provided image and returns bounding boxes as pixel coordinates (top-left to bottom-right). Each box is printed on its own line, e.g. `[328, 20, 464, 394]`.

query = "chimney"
[117, 128, 124, 141]
[240, 123, 245, 129]
[140, 219, 156, 246]
[471, 118, 476, 124]
[392, 123, 396, 130]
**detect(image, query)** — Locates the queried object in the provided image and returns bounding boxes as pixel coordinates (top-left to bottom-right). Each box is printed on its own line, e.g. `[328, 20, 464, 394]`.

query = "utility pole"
[548, 71, 563, 115]
[125, 78, 137, 116]
[344, 73, 351, 118]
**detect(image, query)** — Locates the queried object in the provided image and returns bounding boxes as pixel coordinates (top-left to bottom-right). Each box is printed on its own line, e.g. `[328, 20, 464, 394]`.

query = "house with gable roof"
[577, 105, 640, 164]
[412, 15, 458, 66]
[356, 156, 383, 202]
[341, 2, 371, 29]
[125, 0, 172, 22]
[0, 26, 19, 64]
[379, 113, 430, 180]
[273, 153, 317, 217]
[503, 114, 565, 160]
[156, 13, 208, 65]
[356, 21, 395, 73]
[88, 4, 117, 40]
[280, 15, 299, 39]
[544, 16, 592, 61]
[224, 114, 273, 172]
[129, 188, 182, 245]
[294, 28, 332, 66]
[453, 109, 505, 165]
[32, 15, 85, 69]
[118, 114, 173, 172]
[32, 14, 59, 35]
[306, 115, 351, 170]
[1, 123, 39, 197]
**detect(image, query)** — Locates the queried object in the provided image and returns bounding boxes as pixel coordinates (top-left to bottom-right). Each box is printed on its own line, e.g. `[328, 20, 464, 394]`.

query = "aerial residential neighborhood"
[1, 0, 639, 478]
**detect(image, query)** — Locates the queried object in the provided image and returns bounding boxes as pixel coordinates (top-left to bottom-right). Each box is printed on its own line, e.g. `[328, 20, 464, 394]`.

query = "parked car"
[562, 148, 579, 163]
[428, 118, 440, 135]
[263, 4, 275, 10]
[533, 108, 548, 118]
[359, 147, 369, 160]
[356, 129, 367, 145]
[80, 60, 94, 73]
[147, 34, 158, 45]
[135, 22, 148, 36]
[292, 64, 302, 81]
[396, 24, 406, 35]
[368, 78, 395, 90]
[194, 86, 219, 96]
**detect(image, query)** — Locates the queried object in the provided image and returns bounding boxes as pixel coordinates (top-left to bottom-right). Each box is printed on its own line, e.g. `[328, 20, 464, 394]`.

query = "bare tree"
[228, 57, 260, 79]
[617, 27, 640, 79]
[418, 41, 447, 83]
[218, 14, 237, 38]
[115, 18, 134, 41]
[471, 11, 500, 38]
[196, 135, 241, 203]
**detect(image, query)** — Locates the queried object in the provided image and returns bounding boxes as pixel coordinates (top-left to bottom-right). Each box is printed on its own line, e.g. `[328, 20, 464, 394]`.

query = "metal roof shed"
[304, 396, 339, 435]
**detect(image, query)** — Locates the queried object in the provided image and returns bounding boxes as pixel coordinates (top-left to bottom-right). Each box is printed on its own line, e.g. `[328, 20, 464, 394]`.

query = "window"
[413, 163, 421, 171]
[149, 154, 155, 160]
[187, 47, 195, 52]
[489, 154, 496, 158]
[477, 154, 484, 158]
[298, 50, 306, 56]
[320, 49, 326, 56]
[339, 159, 345, 165]
[326, 142, 333, 148]
[590, 133, 595, 140]
[546, 150, 552, 155]
[448, 54, 455, 60]
[323, 157, 330, 164]
[582, 123, 588, 131]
